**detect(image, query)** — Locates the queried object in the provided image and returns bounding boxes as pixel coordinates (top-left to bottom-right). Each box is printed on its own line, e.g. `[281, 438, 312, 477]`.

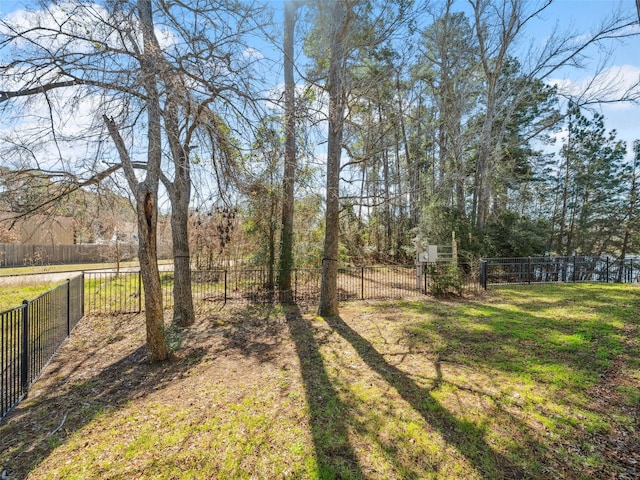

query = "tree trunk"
[278, 0, 298, 303]
[104, 115, 169, 363]
[267, 194, 277, 291]
[319, 0, 348, 317]
[136, 185, 169, 362]
[170, 177, 195, 327]
[474, 98, 495, 230]
[102, 0, 169, 362]
[397, 75, 415, 228]
[164, 107, 195, 327]
[557, 154, 570, 255]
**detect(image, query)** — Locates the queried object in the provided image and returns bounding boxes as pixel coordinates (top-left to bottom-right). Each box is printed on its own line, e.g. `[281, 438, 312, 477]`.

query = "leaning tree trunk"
[136, 183, 169, 362]
[104, 115, 169, 363]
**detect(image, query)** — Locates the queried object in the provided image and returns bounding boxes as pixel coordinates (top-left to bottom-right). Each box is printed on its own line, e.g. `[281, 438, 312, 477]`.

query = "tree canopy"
[1, 0, 639, 343]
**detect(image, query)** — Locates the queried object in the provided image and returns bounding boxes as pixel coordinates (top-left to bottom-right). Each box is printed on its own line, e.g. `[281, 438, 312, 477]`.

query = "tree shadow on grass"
[0, 320, 208, 480]
[284, 306, 365, 479]
[322, 314, 531, 480]
[400, 300, 626, 383]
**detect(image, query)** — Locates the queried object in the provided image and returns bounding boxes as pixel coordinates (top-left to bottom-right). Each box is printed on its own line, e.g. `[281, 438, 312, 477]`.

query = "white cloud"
[546, 64, 640, 109]
[243, 47, 264, 59]
[1, 2, 177, 58]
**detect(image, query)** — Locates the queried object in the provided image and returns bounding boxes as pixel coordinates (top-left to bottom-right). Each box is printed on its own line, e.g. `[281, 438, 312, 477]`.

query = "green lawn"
[1, 283, 638, 479]
[0, 283, 57, 312]
[0, 259, 173, 277]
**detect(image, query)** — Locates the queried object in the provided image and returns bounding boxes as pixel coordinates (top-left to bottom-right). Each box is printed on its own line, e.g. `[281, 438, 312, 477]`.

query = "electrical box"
[428, 244, 438, 262]
[418, 245, 438, 263]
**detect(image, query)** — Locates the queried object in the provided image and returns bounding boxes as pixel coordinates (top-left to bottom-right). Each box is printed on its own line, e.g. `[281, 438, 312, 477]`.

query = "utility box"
[418, 245, 438, 263]
[428, 244, 438, 262]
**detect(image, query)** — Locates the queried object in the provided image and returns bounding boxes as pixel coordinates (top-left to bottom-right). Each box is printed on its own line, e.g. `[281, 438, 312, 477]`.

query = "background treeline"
[2, 1, 639, 269]
[229, 2, 640, 268]
[2, 0, 639, 268]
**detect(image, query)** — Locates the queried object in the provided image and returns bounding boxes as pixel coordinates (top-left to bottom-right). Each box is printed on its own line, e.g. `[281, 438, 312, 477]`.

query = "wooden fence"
[0, 243, 138, 267]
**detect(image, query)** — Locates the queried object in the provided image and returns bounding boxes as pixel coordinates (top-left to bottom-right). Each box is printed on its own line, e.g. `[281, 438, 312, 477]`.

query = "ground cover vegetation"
[0, 283, 55, 312]
[0, 259, 173, 278]
[1, 283, 638, 479]
[1, 0, 639, 354]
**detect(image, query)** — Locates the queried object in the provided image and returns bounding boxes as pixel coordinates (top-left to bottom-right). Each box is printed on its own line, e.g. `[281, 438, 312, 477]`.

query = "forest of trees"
[1, 0, 639, 355]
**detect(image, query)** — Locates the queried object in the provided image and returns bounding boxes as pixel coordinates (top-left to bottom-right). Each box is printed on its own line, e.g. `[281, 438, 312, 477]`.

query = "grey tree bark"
[278, 0, 299, 303]
[162, 85, 195, 328]
[102, 0, 169, 362]
[319, 0, 349, 316]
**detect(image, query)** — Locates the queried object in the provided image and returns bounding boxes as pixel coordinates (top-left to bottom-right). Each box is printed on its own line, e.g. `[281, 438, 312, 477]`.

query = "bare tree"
[0, 0, 171, 360]
[154, 0, 267, 326]
[104, 0, 169, 362]
[1, 0, 266, 343]
[468, 0, 639, 230]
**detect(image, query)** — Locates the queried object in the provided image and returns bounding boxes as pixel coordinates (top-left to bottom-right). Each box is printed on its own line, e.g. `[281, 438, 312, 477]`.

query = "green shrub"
[426, 262, 463, 296]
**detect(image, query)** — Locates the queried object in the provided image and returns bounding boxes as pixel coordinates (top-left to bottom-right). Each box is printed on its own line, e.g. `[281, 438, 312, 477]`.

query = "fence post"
[81, 273, 85, 317]
[361, 266, 365, 300]
[224, 270, 228, 303]
[480, 261, 488, 290]
[424, 264, 428, 294]
[21, 300, 29, 396]
[606, 257, 609, 283]
[528, 257, 532, 284]
[573, 254, 577, 282]
[66, 279, 71, 336]
[631, 259, 634, 284]
[138, 270, 142, 313]
[294, 269, 298, 303]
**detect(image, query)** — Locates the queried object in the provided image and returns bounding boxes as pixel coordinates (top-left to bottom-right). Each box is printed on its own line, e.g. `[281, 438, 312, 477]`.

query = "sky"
[531, 0, 640, 156]
[1, 0, 639, 159]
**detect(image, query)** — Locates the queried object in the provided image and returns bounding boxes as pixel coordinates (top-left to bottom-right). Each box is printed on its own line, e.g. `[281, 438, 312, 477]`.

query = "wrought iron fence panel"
[191, 269, 226, 308]
[84, 271, 141, 315]
[27, 285, 67, 385]
[1, 277, 84, 420]
[292, 268, 321, 303]
[481, 256, 638, 287]
[0, 305, 24, 419]
[69, 275, 85, 331]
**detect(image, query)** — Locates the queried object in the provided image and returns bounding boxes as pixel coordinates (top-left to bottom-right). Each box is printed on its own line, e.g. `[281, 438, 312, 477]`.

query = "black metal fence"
[1, 275, 84, 420]
[3, 256, 635, 419]
[479, 256, 638, 288]
[85, 263, 480, 315]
